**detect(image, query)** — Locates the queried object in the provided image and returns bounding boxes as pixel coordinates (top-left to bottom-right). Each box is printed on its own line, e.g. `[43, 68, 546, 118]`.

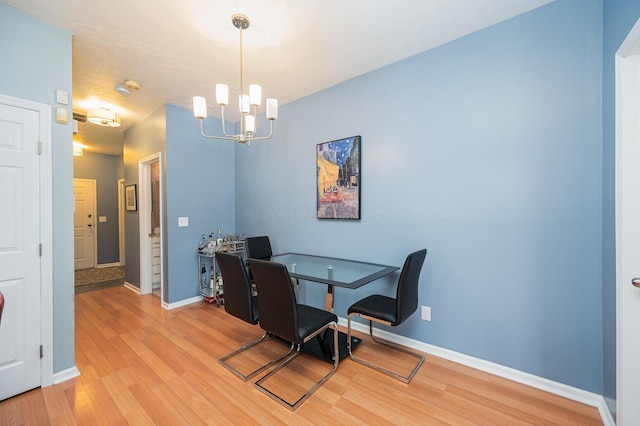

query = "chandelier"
[193, 14, 278, 146]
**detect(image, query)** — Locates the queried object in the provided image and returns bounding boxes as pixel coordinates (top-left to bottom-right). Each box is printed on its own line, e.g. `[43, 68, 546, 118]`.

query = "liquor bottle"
[200, 264, 207, 294]
[210, 268, 216, 296]
[216, 228, 223, 247]
[198, 234, 207, 252]
[208, 232, 216, 253]
[216, 274, 224, 295]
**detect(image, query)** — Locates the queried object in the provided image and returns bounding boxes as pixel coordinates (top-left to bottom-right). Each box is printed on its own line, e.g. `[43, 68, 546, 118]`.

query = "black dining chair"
[216, 252, 295, 381]
[248, 258, 339, 410]
[347, 249, 427, 383]
[245, 236, 273, 261]
[245, 235, 299, 298]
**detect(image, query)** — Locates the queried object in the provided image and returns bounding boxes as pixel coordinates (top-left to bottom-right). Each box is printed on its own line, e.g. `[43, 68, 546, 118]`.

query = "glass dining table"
[270, 252, 399, 362]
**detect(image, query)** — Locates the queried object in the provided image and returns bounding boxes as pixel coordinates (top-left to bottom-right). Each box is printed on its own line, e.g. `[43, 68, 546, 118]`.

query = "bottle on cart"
[200, 264, 207, 293]
[216, 228, 223, 248]
[210, 268, 216, 295]
[198, 234, 207, 252]
[208, 232, 216, 253]
[216, 274, 224, 295]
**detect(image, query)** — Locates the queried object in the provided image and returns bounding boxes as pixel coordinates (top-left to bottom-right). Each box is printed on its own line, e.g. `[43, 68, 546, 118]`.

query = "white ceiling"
[2, 0, 554, 155]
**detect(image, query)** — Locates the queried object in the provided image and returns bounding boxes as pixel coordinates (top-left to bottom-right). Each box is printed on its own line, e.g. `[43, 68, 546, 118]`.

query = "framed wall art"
[316, 135, 361, 220]
[125, 184, 137, 211]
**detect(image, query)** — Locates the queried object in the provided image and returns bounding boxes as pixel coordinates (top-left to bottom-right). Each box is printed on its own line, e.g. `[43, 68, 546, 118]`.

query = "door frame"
[73, 178, 97, 270]
[0, 93, 53, 387]
[118, 178, 125, 266]
[138, 153, 163, 299]
[615, 18, 640, 425]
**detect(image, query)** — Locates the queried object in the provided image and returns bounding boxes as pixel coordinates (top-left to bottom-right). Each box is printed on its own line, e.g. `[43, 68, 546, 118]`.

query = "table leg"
[324, 283, 334, 312]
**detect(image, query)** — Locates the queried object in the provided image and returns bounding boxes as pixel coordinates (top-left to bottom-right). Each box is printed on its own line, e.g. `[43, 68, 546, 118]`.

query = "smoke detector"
[114, 79, 142, 96]
[114, 85, 131, 96]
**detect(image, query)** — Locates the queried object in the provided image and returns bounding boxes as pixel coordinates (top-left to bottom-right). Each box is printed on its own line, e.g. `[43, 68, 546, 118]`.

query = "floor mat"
[75, 266, 125, 286]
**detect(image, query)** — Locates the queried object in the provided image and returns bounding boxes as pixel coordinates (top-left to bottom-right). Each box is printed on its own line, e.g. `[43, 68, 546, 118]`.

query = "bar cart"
[197, 238, 245, 306]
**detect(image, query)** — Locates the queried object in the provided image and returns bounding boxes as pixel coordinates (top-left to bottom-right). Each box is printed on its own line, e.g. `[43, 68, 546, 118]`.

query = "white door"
[0, 100, 42, 400]
[616, 19, 640, 425]
[74, 179, 96, 270]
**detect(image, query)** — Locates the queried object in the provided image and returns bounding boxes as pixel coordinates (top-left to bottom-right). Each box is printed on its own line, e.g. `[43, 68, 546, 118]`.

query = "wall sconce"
[73, 141, 84, 156]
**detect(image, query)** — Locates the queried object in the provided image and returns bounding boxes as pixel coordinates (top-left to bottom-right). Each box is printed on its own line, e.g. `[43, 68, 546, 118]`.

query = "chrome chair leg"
[347, 313, 424, 383]
[254, 322, 339, 411]
[219, 332, 296, 381]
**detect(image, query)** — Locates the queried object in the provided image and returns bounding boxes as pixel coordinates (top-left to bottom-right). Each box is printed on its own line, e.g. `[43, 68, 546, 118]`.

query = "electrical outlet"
[421, 306, 431, 321]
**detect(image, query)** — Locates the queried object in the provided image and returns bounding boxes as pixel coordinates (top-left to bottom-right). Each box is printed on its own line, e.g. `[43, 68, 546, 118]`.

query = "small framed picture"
[125, 184, 137, 211]
[316, 135, 361, 220]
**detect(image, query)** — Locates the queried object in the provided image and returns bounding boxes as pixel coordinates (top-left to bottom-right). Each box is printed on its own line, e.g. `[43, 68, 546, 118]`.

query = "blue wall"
[122, 104, 235, 304]
[74, 152, 121, 264]
[236, 0, 604, 392]
[122, 105, 168, 288]
[602, 0, 640, 416]
[165, 104, 236, 303]
[0, 4, 74, 373]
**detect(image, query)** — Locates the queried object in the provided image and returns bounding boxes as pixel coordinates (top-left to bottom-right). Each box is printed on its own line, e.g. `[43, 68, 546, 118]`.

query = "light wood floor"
[0, 285, 603, 425]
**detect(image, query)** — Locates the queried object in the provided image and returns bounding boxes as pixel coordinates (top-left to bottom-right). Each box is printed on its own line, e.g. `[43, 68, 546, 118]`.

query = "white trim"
[339, 318, 613, 425]
[124, 281, 140, 294]
[118, 178, 125, 266]
[96, 262, 121, 268]
[163, 296, 203, 310]
[37, 99, 54, 389]
[138, 153, 163, 297]
[53, 366, 80, 384]
[0, 93, 54, 389]
[615, 18, 640, 426]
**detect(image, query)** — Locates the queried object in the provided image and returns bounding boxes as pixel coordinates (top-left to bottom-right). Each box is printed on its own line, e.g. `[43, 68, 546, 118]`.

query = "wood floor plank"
[0, 285, 604, 425]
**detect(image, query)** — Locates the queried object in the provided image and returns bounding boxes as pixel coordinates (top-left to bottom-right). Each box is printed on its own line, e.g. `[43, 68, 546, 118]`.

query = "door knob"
[632, 277, 640, 288]
[88, 224, 92, 227]
[88, 214, 92, 218]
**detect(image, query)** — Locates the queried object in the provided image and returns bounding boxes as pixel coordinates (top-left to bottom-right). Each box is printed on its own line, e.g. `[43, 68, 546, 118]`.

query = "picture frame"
[316, 135, 361, 220]
[125, 184, 137, 211]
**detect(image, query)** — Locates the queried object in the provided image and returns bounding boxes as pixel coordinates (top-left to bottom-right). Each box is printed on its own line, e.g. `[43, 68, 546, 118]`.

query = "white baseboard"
[339, 318, 614, 426]
[124, 281, 140, 293]
[52, 366, 80, 384]
[124, 282, 201, 310]
[163, 295, 203, 310]
[96, 262, 121, 268]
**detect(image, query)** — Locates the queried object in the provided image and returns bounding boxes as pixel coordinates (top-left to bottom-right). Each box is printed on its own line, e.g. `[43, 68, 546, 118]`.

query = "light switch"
[178, 217, 189, 227]
[56, 89, 69, 105]
[99, 216, 107, 223]
[55, 107, 69, 124]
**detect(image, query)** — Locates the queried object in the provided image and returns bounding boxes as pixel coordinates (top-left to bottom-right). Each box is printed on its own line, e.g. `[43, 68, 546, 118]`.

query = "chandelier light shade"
[193, 14, 278, 146]
[87, 107, 121, 128]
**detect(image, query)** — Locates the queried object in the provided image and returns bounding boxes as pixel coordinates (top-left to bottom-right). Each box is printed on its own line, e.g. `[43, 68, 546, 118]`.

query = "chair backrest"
[248, 259, 301, 343]
[394, 249, 427, 326]
[245, 236, 273, 260]
[216, 252, 258, 325]
[0, 291, 4, 325]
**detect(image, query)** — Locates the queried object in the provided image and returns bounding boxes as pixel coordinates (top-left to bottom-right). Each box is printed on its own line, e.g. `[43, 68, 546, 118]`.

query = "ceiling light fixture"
[192, 14, 278, 146]
[87, 107, 121, 127]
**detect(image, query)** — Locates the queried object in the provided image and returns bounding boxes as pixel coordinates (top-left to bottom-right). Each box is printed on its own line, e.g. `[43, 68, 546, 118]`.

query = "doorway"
[73, 178, 97, 270]
[0, 93, 53, 400]
[615, 17, 640, 424]
[138, 153, 163, 302]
